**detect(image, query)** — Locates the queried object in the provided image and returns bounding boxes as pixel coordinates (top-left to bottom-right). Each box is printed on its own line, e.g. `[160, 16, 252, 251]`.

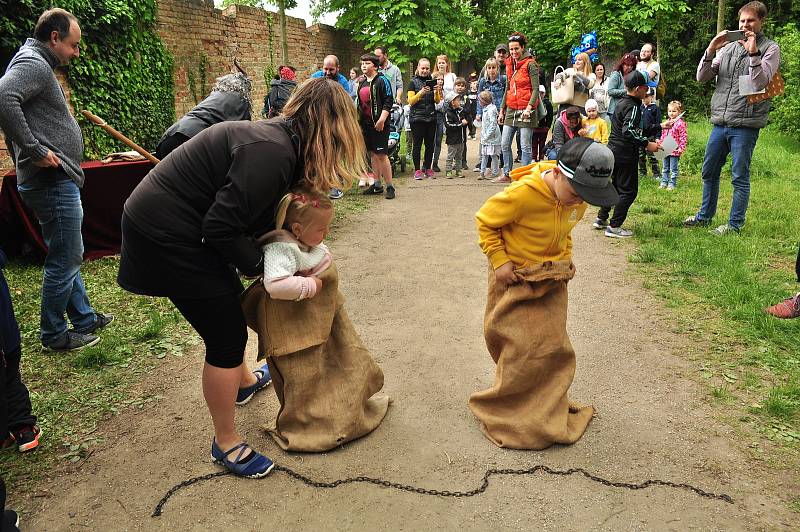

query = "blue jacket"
[0, 248, 21, 355]
[310, 70, 351, 93]
[476, 75, 506, 118]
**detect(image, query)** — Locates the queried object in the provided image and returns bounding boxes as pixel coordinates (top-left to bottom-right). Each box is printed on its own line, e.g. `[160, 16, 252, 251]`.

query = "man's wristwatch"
[748, 50, 761, 57]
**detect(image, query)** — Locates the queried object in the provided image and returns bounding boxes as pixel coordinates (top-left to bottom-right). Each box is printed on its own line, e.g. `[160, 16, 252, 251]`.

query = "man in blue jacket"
[310, 55, 350, 92]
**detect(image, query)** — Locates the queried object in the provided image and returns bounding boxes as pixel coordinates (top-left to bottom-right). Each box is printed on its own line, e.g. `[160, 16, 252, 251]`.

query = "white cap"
[585, 98, 599, 111]
[539, 84, 546, 93]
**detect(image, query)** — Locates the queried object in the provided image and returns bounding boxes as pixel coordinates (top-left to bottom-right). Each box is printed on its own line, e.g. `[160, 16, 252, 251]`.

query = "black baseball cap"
[556, 138, 619, 207]
[495, 43, 509, 53]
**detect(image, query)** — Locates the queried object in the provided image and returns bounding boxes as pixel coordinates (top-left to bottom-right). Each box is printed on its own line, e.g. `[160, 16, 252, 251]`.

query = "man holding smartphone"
[684, 1, 780, 235]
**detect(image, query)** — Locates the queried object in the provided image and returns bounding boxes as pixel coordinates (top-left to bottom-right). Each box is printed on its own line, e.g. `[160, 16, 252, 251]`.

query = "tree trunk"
[278, 0, 289, 64]
[717, 0, 726, 34]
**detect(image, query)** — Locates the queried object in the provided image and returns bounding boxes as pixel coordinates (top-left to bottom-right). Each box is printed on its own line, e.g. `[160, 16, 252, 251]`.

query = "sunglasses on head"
[508, 35, 523, 43]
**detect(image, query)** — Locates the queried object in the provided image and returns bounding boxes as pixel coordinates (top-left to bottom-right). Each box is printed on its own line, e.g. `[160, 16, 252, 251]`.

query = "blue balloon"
[571, 31, 599, 64]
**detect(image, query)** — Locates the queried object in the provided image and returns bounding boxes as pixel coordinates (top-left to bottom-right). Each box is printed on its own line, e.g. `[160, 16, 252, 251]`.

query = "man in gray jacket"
[684, 1, 780, 235]
[0, 8, 112, 351]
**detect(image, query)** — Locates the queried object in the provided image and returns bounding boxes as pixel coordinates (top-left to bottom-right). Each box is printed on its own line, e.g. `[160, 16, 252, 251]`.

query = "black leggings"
[169, 294, 248, 369]
[411, 121, 437, 171]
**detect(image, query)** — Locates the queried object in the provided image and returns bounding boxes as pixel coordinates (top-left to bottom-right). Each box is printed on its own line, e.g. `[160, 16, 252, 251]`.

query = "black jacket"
[123, 119, 302, 295]
[156, 90, 251, 159]
[609, 95, 652, 160]
[642, 102, 662, 140]
[445, 106, 467, 145]
[407, 75, 436, 123]
[359, 73, 393, 127]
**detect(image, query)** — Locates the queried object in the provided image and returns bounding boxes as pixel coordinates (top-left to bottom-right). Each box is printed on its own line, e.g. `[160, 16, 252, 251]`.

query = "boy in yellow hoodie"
[469, 137, 618, 450]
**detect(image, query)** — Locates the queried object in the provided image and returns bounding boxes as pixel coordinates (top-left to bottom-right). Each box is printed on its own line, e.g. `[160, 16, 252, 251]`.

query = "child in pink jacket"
[659, 100, 688, 190]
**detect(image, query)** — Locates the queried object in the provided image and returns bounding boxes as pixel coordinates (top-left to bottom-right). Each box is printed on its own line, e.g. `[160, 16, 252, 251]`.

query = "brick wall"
[158, 0, 365, 118]
[1, 0, 364, 175]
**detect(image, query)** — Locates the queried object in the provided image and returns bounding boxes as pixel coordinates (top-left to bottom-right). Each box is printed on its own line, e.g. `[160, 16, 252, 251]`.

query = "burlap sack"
[240, 263, 389, 452]
[468, 260, 594, 450]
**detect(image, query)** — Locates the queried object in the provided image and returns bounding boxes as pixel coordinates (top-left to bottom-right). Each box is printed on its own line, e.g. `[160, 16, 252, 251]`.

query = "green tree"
[312, 0, 483, 66]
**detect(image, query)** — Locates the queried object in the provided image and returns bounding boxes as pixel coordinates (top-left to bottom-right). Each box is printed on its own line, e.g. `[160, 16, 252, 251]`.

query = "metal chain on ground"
[152, 470, 231, 516]
[152, 464, 733, 517]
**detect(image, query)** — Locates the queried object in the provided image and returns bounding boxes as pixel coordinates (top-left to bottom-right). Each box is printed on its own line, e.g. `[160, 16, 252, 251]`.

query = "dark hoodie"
[156, 73, 252, 159]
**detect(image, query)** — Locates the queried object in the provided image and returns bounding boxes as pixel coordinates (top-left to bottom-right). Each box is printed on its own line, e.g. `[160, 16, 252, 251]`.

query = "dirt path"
[25, 145, 796, 530]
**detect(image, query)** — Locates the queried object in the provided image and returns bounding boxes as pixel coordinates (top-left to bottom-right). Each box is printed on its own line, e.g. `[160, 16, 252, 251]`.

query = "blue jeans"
[17, 175, 96, 344]
[501, 126, 532, 174]
[696, 125, 760, 229]
[660, 155, 680, 187]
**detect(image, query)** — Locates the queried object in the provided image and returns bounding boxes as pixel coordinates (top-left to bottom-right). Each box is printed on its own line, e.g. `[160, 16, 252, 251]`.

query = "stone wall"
[1, 0, 364, 175]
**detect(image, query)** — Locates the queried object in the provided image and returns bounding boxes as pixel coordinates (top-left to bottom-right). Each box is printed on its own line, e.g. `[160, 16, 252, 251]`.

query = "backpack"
[657, 70, 666, 100]
[265, 81, 295, 118]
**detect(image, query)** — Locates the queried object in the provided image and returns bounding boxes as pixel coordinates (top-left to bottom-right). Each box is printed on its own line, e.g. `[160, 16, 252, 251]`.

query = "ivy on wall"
[0, 0, 174, 159]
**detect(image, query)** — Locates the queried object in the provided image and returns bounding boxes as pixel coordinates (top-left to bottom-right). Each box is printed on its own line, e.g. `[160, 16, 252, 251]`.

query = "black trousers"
[169, 294, 248, 369]
[1, 346, 36, 435]
[597, 156, 639, 228]
[411, 121, 437, 171]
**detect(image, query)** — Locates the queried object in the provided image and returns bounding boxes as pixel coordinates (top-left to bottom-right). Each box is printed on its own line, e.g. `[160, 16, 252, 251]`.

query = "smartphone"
[425, 79, 436, 89]
[725, 30, 746, 42]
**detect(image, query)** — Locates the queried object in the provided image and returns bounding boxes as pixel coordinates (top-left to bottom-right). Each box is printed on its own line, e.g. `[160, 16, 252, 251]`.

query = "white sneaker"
[605, 226, 633, 238]
[666, 184, 675, 191]
[711, 224, 739, 236]
[658, 183, 666, 189]
[358, 177, 367, 187]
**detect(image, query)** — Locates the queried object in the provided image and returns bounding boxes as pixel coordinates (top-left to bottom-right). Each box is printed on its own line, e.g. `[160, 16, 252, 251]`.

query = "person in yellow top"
[406, 58, 444, 179]
[469, 137, 619, 450]
[581, 99, 609, 144]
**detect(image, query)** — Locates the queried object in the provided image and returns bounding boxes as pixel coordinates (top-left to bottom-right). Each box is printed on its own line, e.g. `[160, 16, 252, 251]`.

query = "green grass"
[626, 121, 800, 447]
[0, 189, 375, 500]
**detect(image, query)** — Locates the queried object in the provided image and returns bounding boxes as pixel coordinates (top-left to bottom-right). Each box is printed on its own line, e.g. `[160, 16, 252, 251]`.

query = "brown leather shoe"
[765, 292, 800, 319]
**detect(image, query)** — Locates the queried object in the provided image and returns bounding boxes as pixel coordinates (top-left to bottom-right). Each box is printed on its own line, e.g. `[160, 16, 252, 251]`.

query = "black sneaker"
[385, 185, 396, 199]
[71, 312, 114, 335]
[44, 331, 100, 352]
[433, 164, 441, 173]
[13, 425, 41, 452]
[362, 183, 384, 195]
[3, 510, 20, 532]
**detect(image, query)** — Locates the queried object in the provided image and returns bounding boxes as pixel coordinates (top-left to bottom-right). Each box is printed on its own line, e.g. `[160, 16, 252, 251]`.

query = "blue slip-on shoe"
[211, 439, 274, 478]
[236, 363, 272, 405]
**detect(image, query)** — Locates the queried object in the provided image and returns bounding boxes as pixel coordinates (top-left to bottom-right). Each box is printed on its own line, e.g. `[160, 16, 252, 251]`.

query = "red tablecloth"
[0, 160, 154, 260]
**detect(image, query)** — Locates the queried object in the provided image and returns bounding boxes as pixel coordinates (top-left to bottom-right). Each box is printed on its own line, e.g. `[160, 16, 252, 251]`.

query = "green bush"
[770, 23, 800, 140]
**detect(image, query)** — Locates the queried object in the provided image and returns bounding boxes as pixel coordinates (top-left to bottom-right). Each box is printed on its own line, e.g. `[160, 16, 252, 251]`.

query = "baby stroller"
[388, 103, 407, 174]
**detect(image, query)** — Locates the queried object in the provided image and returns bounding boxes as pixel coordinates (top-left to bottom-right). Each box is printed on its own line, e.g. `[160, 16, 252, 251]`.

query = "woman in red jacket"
[496, 32, 540, 183]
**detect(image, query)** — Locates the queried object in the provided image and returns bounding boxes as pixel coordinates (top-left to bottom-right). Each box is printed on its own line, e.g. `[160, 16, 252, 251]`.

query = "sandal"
[211, 439, 274, 478]
[236, 363, 272, 405]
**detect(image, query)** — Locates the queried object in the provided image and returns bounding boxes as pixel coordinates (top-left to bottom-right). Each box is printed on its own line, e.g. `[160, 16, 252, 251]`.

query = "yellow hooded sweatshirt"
[476, 161, 587, 269]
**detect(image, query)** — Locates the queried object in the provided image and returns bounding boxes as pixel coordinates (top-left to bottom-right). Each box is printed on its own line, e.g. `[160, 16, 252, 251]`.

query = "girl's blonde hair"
[478, 90, 493, 105]
[415, 57, 431, 76]
[432, 71, 444, 80]
[485, 58, 499, 68]
[275, 187, 333, 231]
[436, 54, 451, 73]
[668, 100, 684, 113]
[280, 77, 368, 193]
[573, 52, 592, 77]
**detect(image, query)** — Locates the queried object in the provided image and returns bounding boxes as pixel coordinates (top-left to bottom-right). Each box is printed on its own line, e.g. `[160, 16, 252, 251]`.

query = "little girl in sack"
[241, 188, 389, 452]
